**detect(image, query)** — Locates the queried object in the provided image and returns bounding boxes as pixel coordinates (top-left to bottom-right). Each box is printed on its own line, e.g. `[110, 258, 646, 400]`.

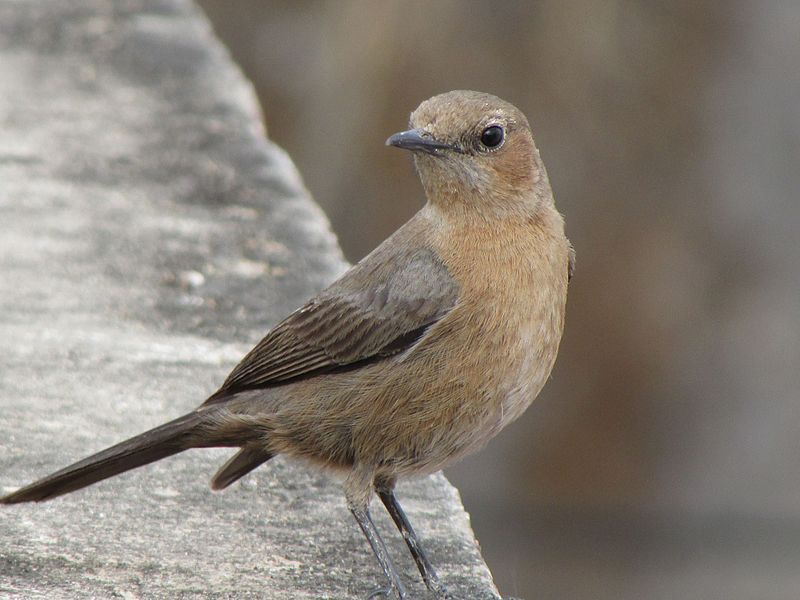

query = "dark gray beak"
[385, 128, 453, 155]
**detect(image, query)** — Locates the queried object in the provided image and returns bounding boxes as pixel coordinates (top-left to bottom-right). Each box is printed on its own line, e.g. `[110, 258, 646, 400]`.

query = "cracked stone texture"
[0, 1, 500, 598]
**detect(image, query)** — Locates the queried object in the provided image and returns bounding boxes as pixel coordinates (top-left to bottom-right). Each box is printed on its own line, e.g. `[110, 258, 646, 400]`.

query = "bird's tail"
[2, 411, 210, 504]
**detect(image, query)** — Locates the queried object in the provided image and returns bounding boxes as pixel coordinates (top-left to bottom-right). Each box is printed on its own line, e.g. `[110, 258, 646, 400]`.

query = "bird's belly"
[496, 317, 562, 430]
[371, 318, 559, 475]
[274, 280, 565, 477]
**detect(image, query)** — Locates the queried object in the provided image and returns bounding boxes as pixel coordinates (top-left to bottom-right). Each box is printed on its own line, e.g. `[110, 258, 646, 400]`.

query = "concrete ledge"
[0, 1, 499, 598]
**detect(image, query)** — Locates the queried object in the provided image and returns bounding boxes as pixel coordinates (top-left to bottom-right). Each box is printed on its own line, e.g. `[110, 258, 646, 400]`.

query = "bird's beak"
[385, 128, 453, 155]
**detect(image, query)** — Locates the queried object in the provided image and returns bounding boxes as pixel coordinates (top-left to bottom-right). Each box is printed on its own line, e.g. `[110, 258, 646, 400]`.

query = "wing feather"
[206, 246, 458, 403]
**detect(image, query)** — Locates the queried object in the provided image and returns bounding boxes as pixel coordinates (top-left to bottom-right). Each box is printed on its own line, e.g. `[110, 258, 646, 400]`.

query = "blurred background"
[196, 2, 800, 598]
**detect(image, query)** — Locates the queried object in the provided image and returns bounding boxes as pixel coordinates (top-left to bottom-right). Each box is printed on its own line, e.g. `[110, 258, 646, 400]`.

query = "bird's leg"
[350, 504, 408, 599]
[375, 479, 450, 598]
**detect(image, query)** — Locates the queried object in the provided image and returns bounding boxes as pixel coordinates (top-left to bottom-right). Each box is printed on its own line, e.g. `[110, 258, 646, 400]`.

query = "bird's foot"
[367, 583, 406, 599]
[427, 581, 453, 599]
[420, 573, 451, 599]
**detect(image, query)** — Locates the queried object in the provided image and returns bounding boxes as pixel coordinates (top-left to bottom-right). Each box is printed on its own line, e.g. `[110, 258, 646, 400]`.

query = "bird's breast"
[425, 210, 570, 439]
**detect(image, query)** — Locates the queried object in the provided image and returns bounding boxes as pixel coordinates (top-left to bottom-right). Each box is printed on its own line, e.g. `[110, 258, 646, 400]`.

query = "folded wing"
[206, 247, 459, 403]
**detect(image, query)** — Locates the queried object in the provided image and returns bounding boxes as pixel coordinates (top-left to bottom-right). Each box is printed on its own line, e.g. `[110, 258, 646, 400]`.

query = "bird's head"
[387, 90, 550, 219]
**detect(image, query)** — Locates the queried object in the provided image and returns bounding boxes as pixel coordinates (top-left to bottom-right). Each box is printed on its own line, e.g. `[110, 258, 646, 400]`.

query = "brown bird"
[1, 90, 573, 599]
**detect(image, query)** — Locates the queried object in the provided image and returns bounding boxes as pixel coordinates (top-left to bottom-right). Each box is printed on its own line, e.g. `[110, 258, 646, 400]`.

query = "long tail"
[2, 411, 209, 504]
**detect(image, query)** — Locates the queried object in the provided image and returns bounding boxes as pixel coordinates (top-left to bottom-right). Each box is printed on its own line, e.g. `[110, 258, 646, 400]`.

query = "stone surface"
[0, 1, 499, 598]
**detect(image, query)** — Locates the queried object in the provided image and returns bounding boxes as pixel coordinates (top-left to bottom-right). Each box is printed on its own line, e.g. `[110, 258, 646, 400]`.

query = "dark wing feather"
[568, 241, 576, 282]
[206, 247, 458, 403]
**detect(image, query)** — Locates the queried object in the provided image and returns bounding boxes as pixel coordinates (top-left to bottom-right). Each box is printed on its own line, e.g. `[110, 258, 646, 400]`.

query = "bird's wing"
[205, 247, 459, 403]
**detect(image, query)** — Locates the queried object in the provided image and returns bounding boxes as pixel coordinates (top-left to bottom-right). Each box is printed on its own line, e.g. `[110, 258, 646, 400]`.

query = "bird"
[1, 90, 574, 599]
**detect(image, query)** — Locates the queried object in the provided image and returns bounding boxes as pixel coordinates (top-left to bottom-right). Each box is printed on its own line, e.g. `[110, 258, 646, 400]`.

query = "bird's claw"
[367, 584, 404, 599]
[429, 582, 453, 599]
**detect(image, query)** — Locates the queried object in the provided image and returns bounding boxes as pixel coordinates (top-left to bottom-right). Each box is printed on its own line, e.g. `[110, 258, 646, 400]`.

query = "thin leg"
[351, 505, 408, 599]
[376, 483, 450, 598]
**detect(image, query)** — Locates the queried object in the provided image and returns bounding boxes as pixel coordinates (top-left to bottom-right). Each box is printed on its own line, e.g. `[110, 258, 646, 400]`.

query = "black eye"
[480, 125, 504, 149]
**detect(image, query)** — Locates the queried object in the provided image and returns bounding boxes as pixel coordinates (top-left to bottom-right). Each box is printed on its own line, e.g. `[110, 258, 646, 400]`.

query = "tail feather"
[211, 446, 273, 490]
[1, 411, 206, 504]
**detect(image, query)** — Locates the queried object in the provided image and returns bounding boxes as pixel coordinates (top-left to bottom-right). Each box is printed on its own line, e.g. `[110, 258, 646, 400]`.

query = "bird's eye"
[480, 125, 504, 149]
